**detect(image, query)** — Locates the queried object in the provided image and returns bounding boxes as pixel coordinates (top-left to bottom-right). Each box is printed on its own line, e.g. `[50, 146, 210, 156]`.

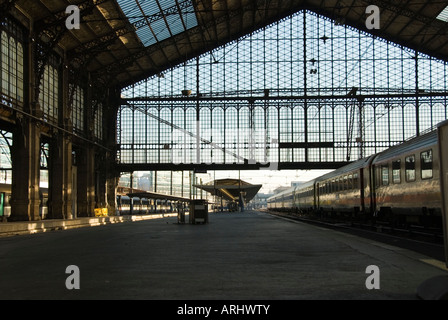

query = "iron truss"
[117, 93, 448, 171]
[117, 11, 448, 172]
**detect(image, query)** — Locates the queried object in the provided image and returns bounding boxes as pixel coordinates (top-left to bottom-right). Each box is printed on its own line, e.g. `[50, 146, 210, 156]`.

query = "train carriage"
[268, 126, 444, 231]
[316, 156, 374, 219]
[371, 130, 442, 227]
[294, 180, 316, 214]
[267, 187, 295, 212]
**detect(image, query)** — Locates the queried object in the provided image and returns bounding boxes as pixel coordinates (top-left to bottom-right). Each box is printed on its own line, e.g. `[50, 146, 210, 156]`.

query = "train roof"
[267, 129, 440, 198]
[267, 186, 295, 200]
[372, 129, 438, 164]
[295, 179, 317, 190]
[316, 156, 375, 182]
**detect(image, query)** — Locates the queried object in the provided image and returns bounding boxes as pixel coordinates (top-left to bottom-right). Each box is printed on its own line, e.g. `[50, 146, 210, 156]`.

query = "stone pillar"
[9, 27, 41, 221]
[49, 55, 74, 220]
[106, 173, 119, 216]
[105, 88, 120, 216]
[10, 118, 41, 221]
[49, 133, 72, 219]
[76, 146, 95, 217]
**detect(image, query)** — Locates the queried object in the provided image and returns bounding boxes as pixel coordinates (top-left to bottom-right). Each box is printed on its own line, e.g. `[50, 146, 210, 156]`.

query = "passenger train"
[0, 185, 49, 220]
[268, 129, 443, 229]
[0, 189, 180, 219]
[116, 195, 182, 215]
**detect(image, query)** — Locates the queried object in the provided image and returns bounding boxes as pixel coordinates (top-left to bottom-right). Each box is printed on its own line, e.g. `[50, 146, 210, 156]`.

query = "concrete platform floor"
[0, 210, 447, 300]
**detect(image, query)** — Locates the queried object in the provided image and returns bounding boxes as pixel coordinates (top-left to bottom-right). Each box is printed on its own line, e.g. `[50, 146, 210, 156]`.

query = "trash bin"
[189, 199, 208, 224]
[177, 202, 185, 224]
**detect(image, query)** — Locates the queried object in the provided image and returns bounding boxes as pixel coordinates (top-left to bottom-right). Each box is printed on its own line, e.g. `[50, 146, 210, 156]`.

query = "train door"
[437, 121, 448, 267]
[359, 168, 365, 213]
[368, 163, 374, 216]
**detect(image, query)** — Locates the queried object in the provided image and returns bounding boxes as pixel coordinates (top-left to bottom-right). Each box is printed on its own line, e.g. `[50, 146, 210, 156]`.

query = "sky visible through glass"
[119, 10, 448, 196]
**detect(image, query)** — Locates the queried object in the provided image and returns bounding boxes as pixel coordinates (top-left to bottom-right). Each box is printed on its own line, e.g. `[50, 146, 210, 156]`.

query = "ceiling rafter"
[92, 0, 298, 86]
[13, 0, 448, 89]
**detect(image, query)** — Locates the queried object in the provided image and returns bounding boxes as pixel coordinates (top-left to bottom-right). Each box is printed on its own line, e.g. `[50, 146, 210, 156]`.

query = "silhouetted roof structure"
[194, 179, 262, 202]
[16, 0, 448, 89]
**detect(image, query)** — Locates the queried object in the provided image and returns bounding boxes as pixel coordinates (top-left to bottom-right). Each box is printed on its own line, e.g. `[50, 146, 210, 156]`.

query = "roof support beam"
[91, 0, 284, 86]
[0, 0, 16, 22]
[33, 0, 109, 103]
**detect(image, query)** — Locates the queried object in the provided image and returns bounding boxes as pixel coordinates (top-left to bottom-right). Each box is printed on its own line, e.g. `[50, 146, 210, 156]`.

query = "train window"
[348, 174, 353, 190]
[375, 167, 381, 188]
[421, 150, 433, 180]
[353, 173, 359, 189]
[405, 155, 416, 182]
[381, 165, 389, 186]
[375, 166, 381, 188]
[392, 160, 401, 184]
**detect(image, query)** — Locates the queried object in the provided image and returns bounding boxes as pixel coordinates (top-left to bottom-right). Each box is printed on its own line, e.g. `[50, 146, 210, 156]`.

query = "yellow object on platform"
[94, 208, 108, 217]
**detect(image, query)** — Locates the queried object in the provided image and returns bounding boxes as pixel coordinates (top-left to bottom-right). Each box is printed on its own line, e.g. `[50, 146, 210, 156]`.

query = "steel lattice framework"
[117, 11, 448, 171]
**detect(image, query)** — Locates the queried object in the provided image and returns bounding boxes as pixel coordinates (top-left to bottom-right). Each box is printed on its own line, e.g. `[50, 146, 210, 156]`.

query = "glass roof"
[116, 0, 198, 47]
[436, 5, 448, 22]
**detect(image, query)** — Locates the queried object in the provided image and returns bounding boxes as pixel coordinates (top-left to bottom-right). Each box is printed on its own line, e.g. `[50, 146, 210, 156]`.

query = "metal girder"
[368, 0, 442, 26]
[97, 0, 448, 89]
[68, 27, 130, 63]
[311, 1, 448, 64]
[34, 0, 109, 33]
[34, 0, 109, 104]
[123, 101, 247, 163]
[0, 0, 16, 22]
[74, 0, 194, 58]
[67, 0, 194, 68]
[115, 161, 349, 172]
[122, 91, 448, 104]
[91, 0, 278, 86]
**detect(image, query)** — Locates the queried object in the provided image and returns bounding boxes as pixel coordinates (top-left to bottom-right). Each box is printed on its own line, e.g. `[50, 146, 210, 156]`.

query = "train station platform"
[0, 210, 447, 300]
[0, 213, 177, 237]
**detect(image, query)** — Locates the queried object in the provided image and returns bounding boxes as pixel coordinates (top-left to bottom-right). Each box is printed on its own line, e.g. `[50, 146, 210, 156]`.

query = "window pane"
[405, 155, 416, 182]
[0, 22, 24, 108]
[392, 160, 401, 184]
[382, 165, 389, 186]
[40, 64, 59, 123]
[421, 149, 433, 179]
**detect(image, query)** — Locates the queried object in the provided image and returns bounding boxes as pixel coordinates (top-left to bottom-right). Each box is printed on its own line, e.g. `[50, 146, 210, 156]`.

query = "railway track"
[267, 210, 446, 262]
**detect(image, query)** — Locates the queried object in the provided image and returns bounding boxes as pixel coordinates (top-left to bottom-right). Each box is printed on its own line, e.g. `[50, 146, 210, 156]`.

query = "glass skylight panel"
[436, 5, 448, 22]
[116, 0, 198, 47]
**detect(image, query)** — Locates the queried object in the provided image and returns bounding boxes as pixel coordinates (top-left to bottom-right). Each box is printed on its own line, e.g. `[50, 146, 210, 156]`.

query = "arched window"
[93, 102, 103, 141]
[39, 61, 59, 124]
[16, 42, 23, 102]
[0, 130, 12, 184]
[0, 18, 24, 108]
[1, 31, 8, 96]
[71, 85, 84, 132]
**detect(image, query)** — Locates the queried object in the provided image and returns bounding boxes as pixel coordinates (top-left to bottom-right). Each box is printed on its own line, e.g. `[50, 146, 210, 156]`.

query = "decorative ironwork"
[117, 10, 448, 171]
